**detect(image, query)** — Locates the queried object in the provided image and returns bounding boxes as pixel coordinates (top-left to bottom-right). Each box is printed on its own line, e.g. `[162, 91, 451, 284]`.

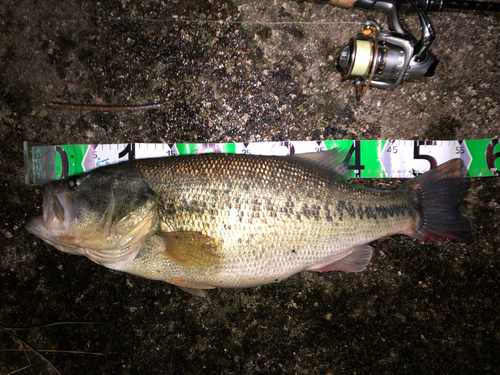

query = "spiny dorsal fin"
[287, 148, 349, 181]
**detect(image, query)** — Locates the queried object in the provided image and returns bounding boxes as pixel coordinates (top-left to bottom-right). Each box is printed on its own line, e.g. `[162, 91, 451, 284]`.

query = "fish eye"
[68, 175, 82, 189]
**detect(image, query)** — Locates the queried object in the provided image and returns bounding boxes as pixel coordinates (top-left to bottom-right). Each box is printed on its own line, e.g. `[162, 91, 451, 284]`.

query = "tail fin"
[399, 159, 470, 243]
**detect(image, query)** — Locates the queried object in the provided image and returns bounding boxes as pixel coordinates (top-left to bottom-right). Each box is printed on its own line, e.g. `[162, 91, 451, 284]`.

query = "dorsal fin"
[287, 148, 349, 181]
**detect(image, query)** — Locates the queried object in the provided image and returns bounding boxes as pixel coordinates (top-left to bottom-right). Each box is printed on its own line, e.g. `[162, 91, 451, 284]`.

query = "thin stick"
[48, 102, 164, 112]
[1, 321, 110, 331]
[0, 325, 62, 375]
[7, 364, 32, 375]
[6, 345, 32, 375]
[0, 348, 103, 355]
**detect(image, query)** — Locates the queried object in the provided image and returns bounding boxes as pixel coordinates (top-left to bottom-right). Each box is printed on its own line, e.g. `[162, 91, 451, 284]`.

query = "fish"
[25, 150, 470, 297]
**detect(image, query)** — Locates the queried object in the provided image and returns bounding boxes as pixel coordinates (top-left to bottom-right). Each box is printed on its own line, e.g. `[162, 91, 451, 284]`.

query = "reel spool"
[338, 0, 439, 97]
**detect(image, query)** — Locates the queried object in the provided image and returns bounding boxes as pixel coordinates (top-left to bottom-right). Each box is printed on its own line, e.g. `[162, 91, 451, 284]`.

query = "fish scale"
[25, 150, 470, 296]
[122, 154, 419, 288]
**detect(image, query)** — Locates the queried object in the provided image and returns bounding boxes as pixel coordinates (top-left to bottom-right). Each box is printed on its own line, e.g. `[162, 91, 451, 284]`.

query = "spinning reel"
[335, 0, 500, 97]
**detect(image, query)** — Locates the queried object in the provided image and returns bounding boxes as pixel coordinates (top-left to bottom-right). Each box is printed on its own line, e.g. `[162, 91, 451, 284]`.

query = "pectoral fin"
[153, 232, 220, 297]
[308, 245, 373, 273]
[158, 231, 221, 269]
[169, 279, 216, 298]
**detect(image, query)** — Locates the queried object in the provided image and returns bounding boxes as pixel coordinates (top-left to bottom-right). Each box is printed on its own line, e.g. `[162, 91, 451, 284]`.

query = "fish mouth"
[25, 184, 80, 254]
[42, 184, 76, 231]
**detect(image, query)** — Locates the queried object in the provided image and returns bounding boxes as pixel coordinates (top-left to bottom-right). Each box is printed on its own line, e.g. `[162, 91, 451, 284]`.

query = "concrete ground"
[1, 0, 499, 373]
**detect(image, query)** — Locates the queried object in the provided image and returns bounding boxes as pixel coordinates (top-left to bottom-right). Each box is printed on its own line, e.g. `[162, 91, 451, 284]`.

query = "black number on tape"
[55, 146, 69, 179]
[119, 143, 136, 160]
[486, 138, 500, 176]
[344, 140, 365, 178]
[413, 141, 437, 174]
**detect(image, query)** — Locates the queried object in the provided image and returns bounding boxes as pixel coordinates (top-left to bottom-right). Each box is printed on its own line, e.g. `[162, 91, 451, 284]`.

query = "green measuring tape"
[24, 139, 500, 185]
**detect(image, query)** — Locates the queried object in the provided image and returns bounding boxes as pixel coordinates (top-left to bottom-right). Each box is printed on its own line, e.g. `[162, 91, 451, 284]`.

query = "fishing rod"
[314, 0, 500, 97]
[394, 0, 500, 13]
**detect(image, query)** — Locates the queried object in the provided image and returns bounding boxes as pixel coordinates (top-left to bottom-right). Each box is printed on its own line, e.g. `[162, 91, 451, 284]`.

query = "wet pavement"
[1, 0, 499, 373]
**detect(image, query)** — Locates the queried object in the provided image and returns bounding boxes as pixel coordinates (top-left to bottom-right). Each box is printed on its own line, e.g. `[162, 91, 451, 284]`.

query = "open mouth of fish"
[25, 184, 81, 254]
[43, 184, 76, 230]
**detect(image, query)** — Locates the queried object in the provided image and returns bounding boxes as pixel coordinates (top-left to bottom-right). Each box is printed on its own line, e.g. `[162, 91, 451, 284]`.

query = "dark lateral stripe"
[336, 200, 415, 221]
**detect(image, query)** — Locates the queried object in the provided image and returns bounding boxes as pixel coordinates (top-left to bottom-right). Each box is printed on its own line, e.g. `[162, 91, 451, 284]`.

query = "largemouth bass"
[25, 150, 470, 296]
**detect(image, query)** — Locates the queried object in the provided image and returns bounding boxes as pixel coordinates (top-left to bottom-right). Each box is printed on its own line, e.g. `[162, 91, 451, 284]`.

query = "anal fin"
[169, 279, 216, 298]
[308, 245, 373, 273]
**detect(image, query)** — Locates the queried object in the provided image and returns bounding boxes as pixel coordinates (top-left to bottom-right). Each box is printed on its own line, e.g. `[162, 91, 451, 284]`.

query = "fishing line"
[127, 17, 364, 25]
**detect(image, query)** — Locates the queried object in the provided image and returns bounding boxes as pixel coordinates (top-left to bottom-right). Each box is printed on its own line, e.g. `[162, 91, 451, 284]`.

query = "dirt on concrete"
[1, 0, 499, 374]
